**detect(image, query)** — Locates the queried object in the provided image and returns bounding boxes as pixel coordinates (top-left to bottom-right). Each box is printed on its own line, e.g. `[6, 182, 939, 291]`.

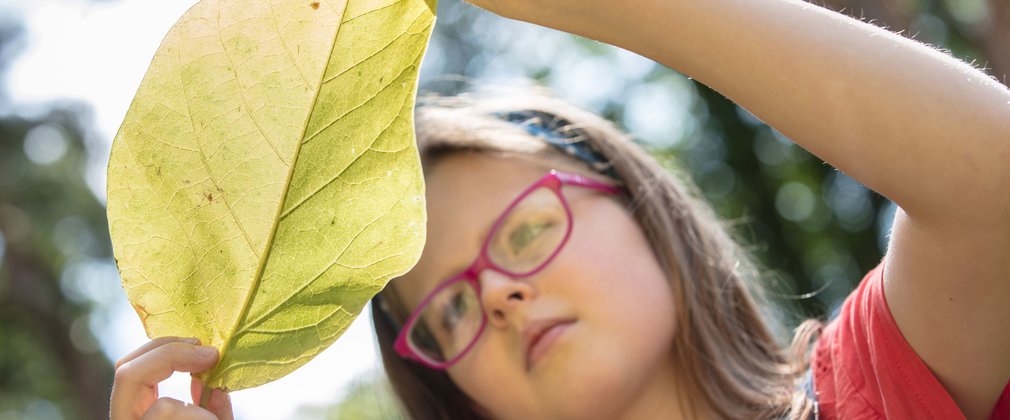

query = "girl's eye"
[507, 220, 557, 253]
[439, 291, 471, 333]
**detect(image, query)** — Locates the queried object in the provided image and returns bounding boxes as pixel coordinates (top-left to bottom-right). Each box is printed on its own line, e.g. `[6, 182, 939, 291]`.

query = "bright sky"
[1, 0, 382, 418]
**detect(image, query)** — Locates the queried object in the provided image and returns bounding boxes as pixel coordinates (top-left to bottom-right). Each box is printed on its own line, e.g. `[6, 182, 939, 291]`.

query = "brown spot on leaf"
[132, 302, 150, 329]
[310, 1, 320, 10]
[156, 167, 162, 176]
[204, 192, 214, 202]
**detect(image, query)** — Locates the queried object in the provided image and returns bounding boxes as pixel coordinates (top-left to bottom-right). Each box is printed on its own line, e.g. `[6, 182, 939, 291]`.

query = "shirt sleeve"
[810, 260, 971, 419]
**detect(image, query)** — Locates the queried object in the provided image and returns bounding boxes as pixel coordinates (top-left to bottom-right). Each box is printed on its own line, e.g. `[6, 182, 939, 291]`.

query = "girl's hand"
[110, 337, 233, 420]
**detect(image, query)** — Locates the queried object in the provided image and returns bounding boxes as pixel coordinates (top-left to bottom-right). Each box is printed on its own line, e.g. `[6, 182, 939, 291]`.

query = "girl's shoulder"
[811, 261, 1010, 420]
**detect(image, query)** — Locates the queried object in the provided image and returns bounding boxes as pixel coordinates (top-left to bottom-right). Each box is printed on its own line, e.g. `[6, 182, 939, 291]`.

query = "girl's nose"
[478, 269, 537, 328]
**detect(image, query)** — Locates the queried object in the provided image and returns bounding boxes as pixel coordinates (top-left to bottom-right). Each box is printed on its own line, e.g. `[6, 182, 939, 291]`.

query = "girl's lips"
[524, 320, 575, 371]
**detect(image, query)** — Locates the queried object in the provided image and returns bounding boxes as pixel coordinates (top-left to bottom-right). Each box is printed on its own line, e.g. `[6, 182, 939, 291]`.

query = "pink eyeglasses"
[393, 170, 622, 369]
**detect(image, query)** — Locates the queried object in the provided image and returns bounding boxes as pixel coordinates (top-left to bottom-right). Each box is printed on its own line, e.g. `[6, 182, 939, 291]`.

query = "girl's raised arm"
[468, 0, 1010, 417]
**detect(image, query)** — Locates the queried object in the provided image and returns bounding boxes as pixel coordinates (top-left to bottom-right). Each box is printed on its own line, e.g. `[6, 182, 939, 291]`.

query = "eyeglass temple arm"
[554, 170, 623, 194]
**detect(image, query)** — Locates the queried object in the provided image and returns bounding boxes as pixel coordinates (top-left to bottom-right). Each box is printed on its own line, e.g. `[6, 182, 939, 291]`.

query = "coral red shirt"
[811, 261, 1010, 419]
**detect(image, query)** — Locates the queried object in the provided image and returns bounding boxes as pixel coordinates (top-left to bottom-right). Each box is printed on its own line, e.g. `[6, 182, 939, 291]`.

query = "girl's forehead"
[427, 154, 547, 214]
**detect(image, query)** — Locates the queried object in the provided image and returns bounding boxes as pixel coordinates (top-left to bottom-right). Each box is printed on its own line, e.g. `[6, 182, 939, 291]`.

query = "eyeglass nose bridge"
[461, 252, 521, 294]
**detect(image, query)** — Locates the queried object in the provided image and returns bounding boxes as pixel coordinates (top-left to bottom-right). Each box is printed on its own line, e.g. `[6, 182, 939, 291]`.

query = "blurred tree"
[0, 16, 115, 420]
[293, 371, 404, 420]
[821, 0, 1009, 81]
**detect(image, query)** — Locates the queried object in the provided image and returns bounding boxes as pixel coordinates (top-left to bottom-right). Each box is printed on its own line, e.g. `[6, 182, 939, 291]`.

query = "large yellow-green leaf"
[107, 0, 435, 392]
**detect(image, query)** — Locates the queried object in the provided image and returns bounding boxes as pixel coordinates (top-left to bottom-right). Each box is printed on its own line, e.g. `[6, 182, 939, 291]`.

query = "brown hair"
[371, 88, 823, 419]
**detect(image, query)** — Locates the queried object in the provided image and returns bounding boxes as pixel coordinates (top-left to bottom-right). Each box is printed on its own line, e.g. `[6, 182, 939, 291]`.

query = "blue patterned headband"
[492, 110, 621, 181]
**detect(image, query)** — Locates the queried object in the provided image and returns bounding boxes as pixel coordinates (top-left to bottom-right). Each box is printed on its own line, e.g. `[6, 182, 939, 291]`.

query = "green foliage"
[0, 105, 115, 418]
[296, 371, 404, 420]
[107, 0, 436, 392]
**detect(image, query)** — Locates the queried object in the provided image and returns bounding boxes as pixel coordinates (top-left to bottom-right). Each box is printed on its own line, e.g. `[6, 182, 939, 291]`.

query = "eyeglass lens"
[406, 186, 571, 363]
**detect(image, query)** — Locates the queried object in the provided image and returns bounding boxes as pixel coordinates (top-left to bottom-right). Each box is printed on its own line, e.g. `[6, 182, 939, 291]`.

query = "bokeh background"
[0, 0, 1006, 418]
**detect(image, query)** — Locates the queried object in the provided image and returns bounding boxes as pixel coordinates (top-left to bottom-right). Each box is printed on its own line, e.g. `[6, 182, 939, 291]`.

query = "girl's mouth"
[523, 319, 576, 371]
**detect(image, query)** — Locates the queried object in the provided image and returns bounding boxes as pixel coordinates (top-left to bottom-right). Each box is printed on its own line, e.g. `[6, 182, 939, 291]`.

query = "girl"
[110, 0, 1010, 419]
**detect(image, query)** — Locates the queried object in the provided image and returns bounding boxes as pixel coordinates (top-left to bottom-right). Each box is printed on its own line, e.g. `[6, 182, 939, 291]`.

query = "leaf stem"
[199, 383, 213, 408]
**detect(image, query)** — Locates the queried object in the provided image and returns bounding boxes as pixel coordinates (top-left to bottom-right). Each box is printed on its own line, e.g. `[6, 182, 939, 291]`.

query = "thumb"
[190, 378, 234, 420]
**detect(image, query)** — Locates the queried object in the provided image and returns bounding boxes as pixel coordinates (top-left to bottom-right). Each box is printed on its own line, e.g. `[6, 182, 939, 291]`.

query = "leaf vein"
[342, 0, 408, 25]
[246, 306, 351, 335]
[278, 111, 401, 221]
[236, 196, 402, 334]
[320, 9, 423, 86]
[266, 0, 311, 87]
[208, 0, 351, 386]
[302, 61, 417, 146]
[214, 15, 291, 167]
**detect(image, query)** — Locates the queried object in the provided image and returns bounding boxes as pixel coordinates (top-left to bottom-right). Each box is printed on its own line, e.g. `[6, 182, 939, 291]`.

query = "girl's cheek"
[447, 352, 508, 415]
[449, 335, 504, 386]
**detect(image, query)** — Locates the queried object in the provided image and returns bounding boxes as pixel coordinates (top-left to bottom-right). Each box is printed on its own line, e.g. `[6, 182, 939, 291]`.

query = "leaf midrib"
[209, 2, 350, 386]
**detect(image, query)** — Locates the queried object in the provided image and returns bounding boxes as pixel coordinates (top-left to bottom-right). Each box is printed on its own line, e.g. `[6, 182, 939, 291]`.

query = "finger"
[140, 397, 218, 420]
[111, 343, 219, 420]
[115, 337, 200, 370]
[190, 378, 234, 420]
[117, 342, 219, 387]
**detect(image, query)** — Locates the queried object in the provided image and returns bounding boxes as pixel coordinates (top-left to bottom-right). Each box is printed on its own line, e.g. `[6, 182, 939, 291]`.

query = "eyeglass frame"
[391, 169, 623, 369]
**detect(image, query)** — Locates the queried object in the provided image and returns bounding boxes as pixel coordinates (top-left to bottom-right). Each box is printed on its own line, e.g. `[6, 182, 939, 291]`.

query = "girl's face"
[394, 153, 681, 419]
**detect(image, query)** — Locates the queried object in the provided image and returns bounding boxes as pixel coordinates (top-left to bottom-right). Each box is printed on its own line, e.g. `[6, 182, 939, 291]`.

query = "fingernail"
[196, 346, 217, 357]
[183, 337, 200, 345]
